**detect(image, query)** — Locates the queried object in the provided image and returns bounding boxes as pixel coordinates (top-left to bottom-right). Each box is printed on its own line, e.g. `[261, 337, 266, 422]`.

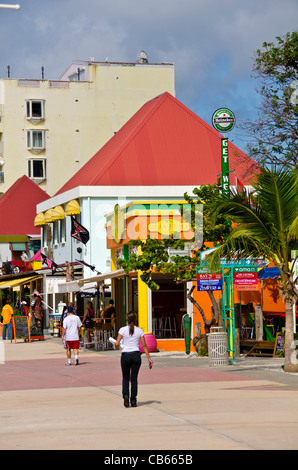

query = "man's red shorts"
[66, 340, 80, 350]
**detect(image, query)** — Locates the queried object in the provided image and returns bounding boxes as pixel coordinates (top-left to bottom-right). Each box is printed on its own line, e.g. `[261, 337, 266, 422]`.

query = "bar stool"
[180, 308, 187, 338]
[83, 328, 98, 350]
[180, 319, 185, 337]
[160, 316, 172, 337]
[152, 318, 159, 337]
[171, 317, 177, 337]
[101, 314, 116, 349]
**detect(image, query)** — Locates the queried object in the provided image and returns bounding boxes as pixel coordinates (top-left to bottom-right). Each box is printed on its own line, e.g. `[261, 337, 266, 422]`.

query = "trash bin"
[183, 314, 191, 355]
[207, 328, 228, 366]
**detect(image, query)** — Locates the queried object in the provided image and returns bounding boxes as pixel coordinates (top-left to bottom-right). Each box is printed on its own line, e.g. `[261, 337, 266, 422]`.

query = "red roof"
[0, 176, 50, 236]
[56, 92, 258, 195]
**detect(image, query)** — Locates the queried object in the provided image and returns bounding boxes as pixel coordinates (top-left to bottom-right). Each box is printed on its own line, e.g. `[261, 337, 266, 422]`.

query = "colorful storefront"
[105, 201, 196, 352]
[105, 201, 288, 353]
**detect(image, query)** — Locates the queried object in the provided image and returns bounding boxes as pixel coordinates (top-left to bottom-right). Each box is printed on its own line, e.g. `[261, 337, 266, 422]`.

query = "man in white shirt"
[62, 306, 82, 366]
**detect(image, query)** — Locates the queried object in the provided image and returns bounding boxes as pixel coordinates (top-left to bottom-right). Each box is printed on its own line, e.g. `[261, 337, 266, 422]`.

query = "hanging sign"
[212, 108, 235, 200]
[233, 266, 258, 273]
[212, 108, 236, 133]
[196, 272, 222, 291]
[221, 258, 268, 268]
[233, 267, 258, 290]
[221, 137, 230, 199]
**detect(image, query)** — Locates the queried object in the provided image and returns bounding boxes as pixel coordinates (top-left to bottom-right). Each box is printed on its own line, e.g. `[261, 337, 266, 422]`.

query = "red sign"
[196, 273, 222, 291]
[197, 273, 222, 280]
[233, 272, 258, 290]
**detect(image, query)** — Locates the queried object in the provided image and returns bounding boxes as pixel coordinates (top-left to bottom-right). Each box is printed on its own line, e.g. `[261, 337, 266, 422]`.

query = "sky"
[0, 0, 297, 151]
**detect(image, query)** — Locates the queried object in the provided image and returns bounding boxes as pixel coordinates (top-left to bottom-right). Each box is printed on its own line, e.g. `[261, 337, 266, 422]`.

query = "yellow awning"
[34, 212, 46, 227]
[0, 275, 41, 289]
[66, 199, 80, 216]
[51, 205, 65, 221]
[44, 209, 54, 223]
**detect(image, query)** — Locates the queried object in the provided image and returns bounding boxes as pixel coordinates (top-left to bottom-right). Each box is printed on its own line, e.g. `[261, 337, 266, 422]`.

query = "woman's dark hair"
[127, 311, 137, 336]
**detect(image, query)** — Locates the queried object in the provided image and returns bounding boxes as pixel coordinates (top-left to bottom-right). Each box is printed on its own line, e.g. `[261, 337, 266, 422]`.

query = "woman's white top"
[118, 325, 144, 353]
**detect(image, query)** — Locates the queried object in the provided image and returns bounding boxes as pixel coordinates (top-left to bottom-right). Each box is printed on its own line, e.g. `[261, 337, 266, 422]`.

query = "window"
[42, 226, 47, 248]
[26, 100, 45, 120]
[28, 159, 46, 179]
[27, 130, 46, 151]
[53, 221, 58, 244]
[168, 244, 192, 261]
[59, 219, 66, 243]
[0, 162, 4, 183]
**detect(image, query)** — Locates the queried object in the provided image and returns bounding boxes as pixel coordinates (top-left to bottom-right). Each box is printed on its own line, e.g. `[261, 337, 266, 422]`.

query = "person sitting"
[100, 299, 116, 322]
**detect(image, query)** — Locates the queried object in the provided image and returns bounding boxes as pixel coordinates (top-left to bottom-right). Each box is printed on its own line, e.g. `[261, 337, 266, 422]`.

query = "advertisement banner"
[197, 273, 222, 291]
[233, 270, 258, 291]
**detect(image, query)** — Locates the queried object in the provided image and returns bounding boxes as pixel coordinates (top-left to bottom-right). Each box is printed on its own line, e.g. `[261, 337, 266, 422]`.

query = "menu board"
[273, 333, 285, 356]
[12, 316, 30, 341]
[30, 321, 44, 340]
[12, 316, 44, 342]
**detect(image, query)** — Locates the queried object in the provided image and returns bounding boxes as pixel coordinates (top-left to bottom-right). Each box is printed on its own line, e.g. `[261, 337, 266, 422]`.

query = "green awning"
[11, 242, 26, 251]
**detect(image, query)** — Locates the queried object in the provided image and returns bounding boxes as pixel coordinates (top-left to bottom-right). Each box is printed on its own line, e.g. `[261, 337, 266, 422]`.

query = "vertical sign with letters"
[221, 137, 230, 199]
[212, 108, 235, 201]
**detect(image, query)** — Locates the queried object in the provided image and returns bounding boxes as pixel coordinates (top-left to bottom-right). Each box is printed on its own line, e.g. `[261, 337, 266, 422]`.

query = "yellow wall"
[137, 270, 148, 333]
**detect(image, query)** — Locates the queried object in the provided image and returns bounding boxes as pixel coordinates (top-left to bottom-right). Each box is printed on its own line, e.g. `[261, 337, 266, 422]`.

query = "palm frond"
[254, 166, 298, 238]
[207, 166, 297, 272]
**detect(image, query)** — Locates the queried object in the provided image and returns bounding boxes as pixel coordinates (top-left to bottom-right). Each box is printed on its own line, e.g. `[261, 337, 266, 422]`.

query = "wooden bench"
[240, 339, 276, 357]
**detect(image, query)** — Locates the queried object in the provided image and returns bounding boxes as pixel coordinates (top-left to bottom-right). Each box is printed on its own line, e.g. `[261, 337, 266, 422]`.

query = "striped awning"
[51, 205, 65, 221]
[34, 212, 46, 227]
[66, 199, 80, 216]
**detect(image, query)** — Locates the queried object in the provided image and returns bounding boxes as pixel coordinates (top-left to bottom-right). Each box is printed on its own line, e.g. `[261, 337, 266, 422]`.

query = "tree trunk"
[284, 299, 298, 373]
[187, 285, 210, 326]
[207, 291, 220, 323]
[255, 304, 263, 341]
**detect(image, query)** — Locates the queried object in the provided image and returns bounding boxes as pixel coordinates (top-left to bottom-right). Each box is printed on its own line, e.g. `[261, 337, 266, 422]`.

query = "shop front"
[0, 272, 43, 340]
[105, 201, 195, 352]
[0, 273, 42, 315]
[104, 200, 289, 355]
[189, 255, 289, 360]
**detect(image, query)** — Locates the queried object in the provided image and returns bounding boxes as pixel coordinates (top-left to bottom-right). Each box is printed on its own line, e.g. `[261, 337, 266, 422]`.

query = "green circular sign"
[212, 108, 235, 132]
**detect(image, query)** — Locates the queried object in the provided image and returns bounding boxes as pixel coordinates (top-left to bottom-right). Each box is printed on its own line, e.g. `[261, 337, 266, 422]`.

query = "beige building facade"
[0, 55, 175, 196]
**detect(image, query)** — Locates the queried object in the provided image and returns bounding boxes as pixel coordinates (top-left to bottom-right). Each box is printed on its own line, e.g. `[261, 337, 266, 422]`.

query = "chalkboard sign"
[273, 332, 285, 357]
[12, 316, 30, 342]
[12, 316, 44, 342]
[30, 321, 44, 340]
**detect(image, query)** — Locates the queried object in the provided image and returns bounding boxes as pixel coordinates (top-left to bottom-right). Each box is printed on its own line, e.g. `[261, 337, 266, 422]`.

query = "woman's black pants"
[121, 352, 142, 403]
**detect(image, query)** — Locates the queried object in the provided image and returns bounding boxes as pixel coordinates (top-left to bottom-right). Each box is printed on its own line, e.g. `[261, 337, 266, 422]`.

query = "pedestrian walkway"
[0, 336, 297, 451]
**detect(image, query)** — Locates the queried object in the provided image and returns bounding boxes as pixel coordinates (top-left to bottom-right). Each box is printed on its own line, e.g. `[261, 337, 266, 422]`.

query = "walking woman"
[82, 300, 95, 346]
[115, 311, 153, 408]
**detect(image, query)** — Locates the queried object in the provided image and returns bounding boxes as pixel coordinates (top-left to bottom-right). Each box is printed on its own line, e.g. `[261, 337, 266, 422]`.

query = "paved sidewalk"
[1, 336, 298, 451]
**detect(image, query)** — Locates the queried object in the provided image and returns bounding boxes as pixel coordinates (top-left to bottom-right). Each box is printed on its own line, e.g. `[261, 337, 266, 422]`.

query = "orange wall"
[157, 338, 196, 353]
[191, 276, 285, 336]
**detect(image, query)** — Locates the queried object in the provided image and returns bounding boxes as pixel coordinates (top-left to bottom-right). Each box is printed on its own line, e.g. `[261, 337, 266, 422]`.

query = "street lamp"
[0, 4, 20, 9]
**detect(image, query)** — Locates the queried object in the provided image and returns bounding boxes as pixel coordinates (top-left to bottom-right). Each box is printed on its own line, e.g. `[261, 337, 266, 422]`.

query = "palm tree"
[207, 167, 298, 372]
